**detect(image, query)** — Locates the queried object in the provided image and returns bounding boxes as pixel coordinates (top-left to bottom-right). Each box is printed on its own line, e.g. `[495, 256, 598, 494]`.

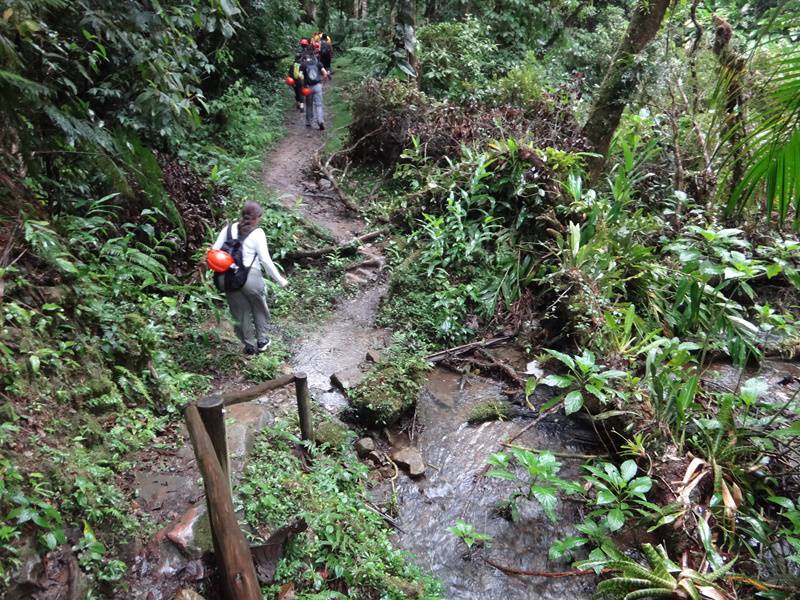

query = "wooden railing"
[184, 372, 313, 600]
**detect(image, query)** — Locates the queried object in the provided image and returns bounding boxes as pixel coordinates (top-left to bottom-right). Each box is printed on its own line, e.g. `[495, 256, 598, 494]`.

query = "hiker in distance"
[212, 201, 288, 355]
[300, 50, 328, 130]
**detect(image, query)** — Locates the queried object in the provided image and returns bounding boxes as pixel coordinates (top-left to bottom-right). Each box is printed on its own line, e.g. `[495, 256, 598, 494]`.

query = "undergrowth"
[238, 422, 441, 599]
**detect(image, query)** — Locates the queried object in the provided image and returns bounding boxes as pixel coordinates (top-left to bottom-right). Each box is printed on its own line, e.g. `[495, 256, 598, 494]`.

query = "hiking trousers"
[225, 268, 270, 349]
[304, 83, 324, 127]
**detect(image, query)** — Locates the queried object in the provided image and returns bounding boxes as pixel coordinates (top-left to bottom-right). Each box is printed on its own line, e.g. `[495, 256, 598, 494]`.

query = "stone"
[166, 505, 209, 559]
[390, 447, 426, 478]
[365, 349, 382, 364]
[330, 367, 366, 392]
[367, 450, 386, 466]
[355, 437, 375, 457]
[314, 420, 349, 447]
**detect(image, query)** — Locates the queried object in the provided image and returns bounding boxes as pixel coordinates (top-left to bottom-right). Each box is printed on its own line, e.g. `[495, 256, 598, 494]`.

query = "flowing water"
[389, 366, 598, 599]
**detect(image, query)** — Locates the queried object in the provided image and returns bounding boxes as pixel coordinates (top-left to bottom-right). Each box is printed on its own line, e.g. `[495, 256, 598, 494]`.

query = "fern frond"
[624, 589, 675, 599]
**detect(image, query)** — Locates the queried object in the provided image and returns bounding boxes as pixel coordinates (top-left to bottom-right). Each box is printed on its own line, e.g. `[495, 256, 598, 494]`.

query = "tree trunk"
[582, 0, 672, 180]
[353, 0, 367, 18]
[424, 0, 436, 21]
[398, 0, 418, 84]
[303, 0, 317, 22]
[711, 14, 747, 198]
[319, 0, 329, 30]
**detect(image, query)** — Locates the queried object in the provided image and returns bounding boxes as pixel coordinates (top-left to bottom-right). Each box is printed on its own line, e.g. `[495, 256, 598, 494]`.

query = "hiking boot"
[257, 338, 271, 352]
[305, 123, 312, 128]
[319, 123, 325, 130]
[244, 344, 257, 356]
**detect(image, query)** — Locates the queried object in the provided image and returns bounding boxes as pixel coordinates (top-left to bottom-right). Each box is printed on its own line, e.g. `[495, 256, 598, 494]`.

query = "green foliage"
[582, 460, 654, 534]
[347, 339, 431, 426]
[238, 423, 441, 599]
[535, 348, 629, 415]
[447, 520, 492, 549]
[243, 341, 290, 382]
[487, 449, 582, 523]
[577, 543, 734, 600]
[417, 16, 498, 100]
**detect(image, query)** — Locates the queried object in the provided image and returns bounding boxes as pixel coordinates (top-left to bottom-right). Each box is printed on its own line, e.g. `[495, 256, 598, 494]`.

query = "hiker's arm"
[254, 229, 288, 287]
[211, 228, 226, 250]
[322, 68, 329, 79]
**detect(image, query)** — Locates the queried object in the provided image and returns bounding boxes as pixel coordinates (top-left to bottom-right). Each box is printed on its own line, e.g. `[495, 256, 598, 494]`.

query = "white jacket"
[212, 223, 287, 287]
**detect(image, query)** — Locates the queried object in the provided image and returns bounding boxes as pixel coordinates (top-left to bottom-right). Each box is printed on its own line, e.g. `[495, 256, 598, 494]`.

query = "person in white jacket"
[212, 202, 288, 354]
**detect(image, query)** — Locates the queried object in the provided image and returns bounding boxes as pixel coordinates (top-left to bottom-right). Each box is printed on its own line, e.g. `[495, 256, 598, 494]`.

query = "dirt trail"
[262, 85, 365, 243]
[126, 78, 388, 600]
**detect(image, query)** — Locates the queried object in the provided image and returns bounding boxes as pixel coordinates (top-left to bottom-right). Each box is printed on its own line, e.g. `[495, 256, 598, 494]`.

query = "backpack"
[213, 225, 256, 293]
[320, 40, 332, 59]
[304, 59, 321, 85]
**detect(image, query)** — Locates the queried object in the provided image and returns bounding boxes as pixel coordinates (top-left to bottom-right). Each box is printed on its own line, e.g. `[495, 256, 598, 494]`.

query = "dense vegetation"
[2, 0, 800, 599]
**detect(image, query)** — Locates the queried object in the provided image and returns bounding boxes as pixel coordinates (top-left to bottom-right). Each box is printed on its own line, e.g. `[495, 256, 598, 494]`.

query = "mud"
[262, 83, 365, 242]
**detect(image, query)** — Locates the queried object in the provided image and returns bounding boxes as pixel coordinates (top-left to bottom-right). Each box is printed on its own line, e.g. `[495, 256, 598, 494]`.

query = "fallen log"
[424, 336, 513, 364]
[475, 348, 526, 387]
[286, 229, 384, 260]
[318, 162, 359, 213]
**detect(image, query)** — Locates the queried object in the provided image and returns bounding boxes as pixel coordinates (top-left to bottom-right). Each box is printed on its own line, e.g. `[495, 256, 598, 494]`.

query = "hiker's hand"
[279, 278, 289, 288]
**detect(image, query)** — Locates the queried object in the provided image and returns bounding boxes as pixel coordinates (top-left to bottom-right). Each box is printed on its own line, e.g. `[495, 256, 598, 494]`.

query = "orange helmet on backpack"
[206, 249, 234, 273]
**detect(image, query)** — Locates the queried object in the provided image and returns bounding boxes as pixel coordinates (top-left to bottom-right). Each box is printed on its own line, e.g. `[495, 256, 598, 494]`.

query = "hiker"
[319, 34, 333, 75]
[298, 37, 310, 53]
[300, 51, 328, 130]
[212, 201, 288, 355]
[289, 53, 304, 111]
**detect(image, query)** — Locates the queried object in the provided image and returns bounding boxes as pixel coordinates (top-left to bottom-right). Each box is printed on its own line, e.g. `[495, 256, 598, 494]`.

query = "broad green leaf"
[605, 508, 625, 532]
[544, 349, 575, 369]
[628, 477, 653, 495]
[620, 460, 638, 482]
[563, 390, 584, 415]
[540, 374, 573, 388]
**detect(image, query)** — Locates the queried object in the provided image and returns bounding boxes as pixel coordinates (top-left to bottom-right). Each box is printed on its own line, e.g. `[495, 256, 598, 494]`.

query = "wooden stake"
[294, 372, 313, 441]
[185, 404, 260, 600]
[197, 393, 230, 492]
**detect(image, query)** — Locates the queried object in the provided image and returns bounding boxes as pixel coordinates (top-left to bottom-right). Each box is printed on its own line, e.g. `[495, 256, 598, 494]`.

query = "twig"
[475, 348, 526, 387]
[318, 161, 359, 212]
[500, 442, 607, 460]
[364, 502, 406, 533]
[424, 336, 513, 363]
[483, 557, 598, 578]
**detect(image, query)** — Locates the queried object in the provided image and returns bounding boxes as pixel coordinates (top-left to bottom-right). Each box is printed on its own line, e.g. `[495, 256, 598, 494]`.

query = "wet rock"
[166, 505, 207, 559]
[314, 420, 349, 447]
[345, 272, 368, 286]
[365, 349, 382, 363]
[391, 447, 426, 478]
[379, 464, 396, 478]
[355, 437, 375, 457]
[367, 449, 387, 466]
[331, 367, 365, 391]
[174, 589, 205, 600]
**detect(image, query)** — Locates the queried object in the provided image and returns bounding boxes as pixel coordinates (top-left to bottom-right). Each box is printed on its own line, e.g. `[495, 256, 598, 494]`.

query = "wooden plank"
[222, 373, 296, 406]
[185, 404, 261, 600]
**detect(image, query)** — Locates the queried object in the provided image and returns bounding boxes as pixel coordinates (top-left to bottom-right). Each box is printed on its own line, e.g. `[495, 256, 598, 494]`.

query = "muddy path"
[126, 79, 387, 599]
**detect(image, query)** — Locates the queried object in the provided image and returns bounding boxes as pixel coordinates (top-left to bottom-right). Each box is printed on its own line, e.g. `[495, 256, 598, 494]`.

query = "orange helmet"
[300, 38, 309, 46]
[207, 248, 234, 273]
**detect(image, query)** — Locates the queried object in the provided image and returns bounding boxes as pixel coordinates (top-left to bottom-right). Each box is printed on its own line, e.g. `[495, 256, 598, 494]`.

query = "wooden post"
[197, 393, 230, 492]
[294, 372, 313, 441]
[185, 404, 260, 600]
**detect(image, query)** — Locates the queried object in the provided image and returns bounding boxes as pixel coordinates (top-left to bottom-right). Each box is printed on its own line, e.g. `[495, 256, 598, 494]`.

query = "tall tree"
[397, 0, 419, 83]
[582, 0, 672, 179]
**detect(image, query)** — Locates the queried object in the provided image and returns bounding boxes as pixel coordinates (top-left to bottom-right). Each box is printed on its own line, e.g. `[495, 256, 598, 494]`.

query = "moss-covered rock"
[466, 400, 512, 424]
[314, 419, 351, 448]
[348, 346, 430, 427]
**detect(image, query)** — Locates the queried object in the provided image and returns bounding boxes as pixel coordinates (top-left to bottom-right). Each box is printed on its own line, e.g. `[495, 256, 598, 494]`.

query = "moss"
[467, 400, 512, 424]
[314, 419, 351, 448]
[348, 345, 430, 427]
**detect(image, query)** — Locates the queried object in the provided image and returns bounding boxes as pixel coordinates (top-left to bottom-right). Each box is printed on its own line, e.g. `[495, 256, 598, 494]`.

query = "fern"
[724, 12, 800, 227]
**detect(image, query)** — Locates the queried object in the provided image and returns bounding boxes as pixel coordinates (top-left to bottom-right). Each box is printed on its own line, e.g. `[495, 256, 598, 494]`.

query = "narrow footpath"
[127, 77, 389, 600]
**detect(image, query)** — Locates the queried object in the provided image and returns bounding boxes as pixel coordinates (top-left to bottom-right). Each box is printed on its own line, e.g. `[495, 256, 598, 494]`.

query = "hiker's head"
[239, 201, 263, 237]
[300, 38, 309, 47]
